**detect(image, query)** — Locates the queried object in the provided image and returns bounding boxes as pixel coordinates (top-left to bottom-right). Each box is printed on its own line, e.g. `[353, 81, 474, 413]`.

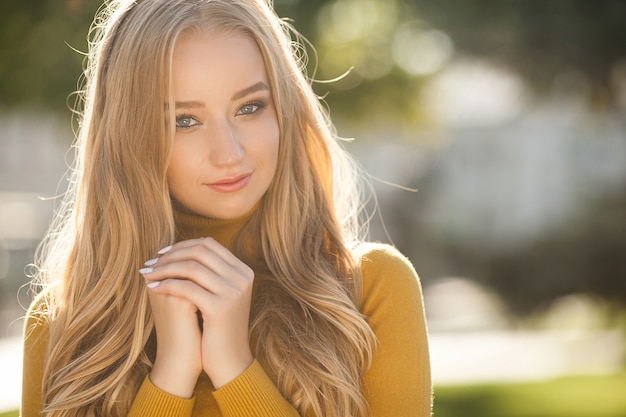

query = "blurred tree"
[275, 0, 626, 125]
[409, 0, 626, 109]
[2, 0, 624, 119]
[0, 0, 101, 113]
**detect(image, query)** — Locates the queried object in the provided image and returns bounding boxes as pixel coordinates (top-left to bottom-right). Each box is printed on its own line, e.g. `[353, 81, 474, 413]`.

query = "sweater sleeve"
[127, 360, 300, 417]
[127, 375, 196, 417]
[211, 360, 300, 417]
[21, 295, 298, 417]
[358, 243, 432, 417]
[22, 293, 197, 417]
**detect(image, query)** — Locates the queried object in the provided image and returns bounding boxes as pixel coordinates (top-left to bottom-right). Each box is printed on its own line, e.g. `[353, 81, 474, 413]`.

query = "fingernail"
[139, 267, 153, 274]
[144, 258, 159, 267]
[157, 245, 172, 255]
[146, 281, 160, 289]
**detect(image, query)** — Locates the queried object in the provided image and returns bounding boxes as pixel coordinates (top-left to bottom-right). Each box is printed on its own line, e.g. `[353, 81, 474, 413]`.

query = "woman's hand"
[143, 246, 203, 398]
[141, 237, 255, 389]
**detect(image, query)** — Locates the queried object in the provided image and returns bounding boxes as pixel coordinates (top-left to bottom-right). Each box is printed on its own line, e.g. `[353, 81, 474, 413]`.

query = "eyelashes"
[175, 113, 197, 129]
[174, 101, 269, 130]
[237, 101, 267, 116]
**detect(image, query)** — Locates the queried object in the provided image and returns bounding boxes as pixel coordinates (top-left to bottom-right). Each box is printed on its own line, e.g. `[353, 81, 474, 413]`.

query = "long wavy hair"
[32, 1, 376, 416]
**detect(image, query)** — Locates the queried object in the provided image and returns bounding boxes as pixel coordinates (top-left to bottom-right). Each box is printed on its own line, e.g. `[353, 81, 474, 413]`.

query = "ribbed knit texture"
[130, 377, 195, 417]
[212, 360, 297, 416]
[22, 205, 432, 417]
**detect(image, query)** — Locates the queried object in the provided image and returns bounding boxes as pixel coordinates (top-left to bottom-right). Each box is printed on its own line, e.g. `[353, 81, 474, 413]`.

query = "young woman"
[22, 1, 431, 416]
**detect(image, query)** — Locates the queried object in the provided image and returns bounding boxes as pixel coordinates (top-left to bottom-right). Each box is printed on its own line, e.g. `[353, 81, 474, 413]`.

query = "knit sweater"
[22, 208, 431, 417]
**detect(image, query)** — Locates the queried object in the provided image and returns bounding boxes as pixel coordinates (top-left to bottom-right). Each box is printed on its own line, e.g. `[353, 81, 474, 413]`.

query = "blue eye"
[175, 115, 197, 129]
[237, 101, 266, 116]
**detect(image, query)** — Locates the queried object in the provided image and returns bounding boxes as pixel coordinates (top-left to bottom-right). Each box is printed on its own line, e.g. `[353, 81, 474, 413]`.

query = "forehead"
[174, 27, 258, 58]
[171, 30, 268, 95]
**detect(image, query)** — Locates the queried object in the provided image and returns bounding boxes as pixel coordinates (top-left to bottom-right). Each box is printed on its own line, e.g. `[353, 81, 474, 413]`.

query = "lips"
[206, 172, 252, 193]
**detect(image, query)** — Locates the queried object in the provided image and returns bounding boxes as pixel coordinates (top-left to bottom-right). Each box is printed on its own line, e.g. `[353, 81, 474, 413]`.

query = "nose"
[208, 120, 244, 167]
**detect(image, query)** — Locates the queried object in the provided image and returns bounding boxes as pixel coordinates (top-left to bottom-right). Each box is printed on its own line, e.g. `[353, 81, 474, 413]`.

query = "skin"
[166, 30, 279, 220]
[140, 30, 280, 397]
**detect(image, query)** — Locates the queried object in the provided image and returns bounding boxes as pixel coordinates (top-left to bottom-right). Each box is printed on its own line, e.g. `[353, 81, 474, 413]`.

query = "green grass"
[3, 373, 625, 417]
[434, 373, 626, 417]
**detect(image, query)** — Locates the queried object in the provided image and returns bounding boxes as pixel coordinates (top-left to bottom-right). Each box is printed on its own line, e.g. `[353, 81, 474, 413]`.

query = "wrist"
[150, 356, 201, 398]
[206, 353, 254, 389]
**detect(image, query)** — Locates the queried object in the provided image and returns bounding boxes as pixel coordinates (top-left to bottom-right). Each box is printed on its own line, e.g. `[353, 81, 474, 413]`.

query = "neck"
[173, 203, 258, 250]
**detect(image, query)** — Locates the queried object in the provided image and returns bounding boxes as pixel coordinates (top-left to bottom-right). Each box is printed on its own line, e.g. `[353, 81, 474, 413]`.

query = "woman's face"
[167, 30, 280, 219]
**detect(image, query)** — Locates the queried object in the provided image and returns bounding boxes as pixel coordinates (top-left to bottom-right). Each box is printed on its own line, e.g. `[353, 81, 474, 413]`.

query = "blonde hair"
[33, 1, 376, 416]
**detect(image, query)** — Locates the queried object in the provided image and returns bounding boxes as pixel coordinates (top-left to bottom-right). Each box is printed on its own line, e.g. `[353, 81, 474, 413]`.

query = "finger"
[197, 237, 245, 269]
[147, 278, 217, 313]
[143, 239, 254, 288]
[142, 260, 231, 295]
[143, 238, 209, 267]
[158, 238, 248, 271]
[158, 242, 235, 277]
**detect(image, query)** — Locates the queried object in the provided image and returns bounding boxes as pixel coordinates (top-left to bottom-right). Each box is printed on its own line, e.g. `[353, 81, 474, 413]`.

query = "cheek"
[245, 114, 280, 172]
[264, 125, 280, 176]
[166, 145, 190, 188]
[166, 151, 180, 182]
[265, 114, 280, 165]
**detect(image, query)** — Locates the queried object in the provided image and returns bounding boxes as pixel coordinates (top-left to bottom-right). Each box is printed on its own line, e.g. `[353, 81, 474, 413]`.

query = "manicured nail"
[139, 267, 153, 275]
[146, 281, 160, 289]
[157, 245, 173, 255]
[144, 258, 159, 267]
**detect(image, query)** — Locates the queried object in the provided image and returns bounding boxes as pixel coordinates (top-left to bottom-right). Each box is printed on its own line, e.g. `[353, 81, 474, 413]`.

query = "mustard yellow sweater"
[22, 209, 431, 416]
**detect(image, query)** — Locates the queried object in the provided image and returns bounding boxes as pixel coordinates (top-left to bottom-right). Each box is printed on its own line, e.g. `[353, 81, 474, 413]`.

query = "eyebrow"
[231, 81, 270, 101]
[170, 100, 204, 110]
[166, 82, 270, 110]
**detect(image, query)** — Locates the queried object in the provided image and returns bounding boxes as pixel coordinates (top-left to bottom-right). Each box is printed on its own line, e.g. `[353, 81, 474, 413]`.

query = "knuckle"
[201, 237, 215, 247]
[183, 260, 199, 275]
[190, 244, 206, 258]
[237, 280, 253, 297]
[243, 272, 255, 288]
[245, 266, 254, 280]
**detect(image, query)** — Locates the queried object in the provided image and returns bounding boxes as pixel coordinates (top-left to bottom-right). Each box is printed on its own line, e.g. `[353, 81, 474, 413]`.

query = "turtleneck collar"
[173, 201, 259, 250]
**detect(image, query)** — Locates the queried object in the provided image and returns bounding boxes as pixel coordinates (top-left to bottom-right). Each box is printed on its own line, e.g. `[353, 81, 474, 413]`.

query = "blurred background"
[1, 0, 625, 416]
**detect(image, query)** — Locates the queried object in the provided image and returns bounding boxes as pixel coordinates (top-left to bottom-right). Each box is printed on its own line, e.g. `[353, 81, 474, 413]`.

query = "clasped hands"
[139, 237, 255, 398]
